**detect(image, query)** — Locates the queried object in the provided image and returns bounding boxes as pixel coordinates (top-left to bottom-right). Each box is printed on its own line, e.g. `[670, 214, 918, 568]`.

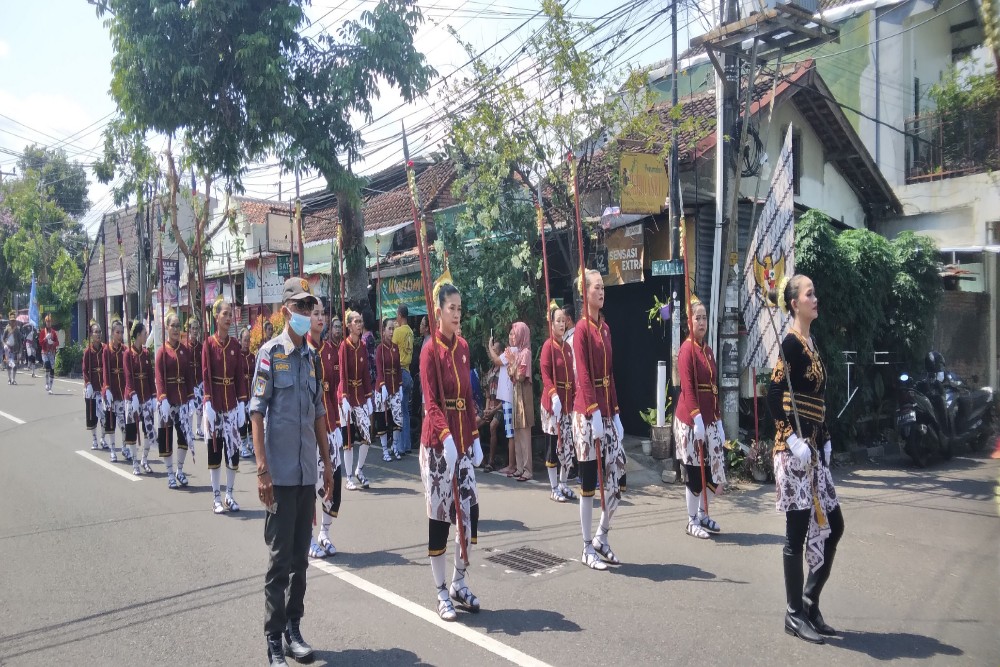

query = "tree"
[17, 144, 91, 216]
[436, 0, 658, 363]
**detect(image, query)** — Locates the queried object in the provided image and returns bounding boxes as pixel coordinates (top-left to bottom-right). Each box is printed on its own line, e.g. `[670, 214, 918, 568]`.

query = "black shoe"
[784, 610, 825, 644]
[267, 634, 288, 666]
[804, 602, 836, 636]
[284, 619, 315, 663]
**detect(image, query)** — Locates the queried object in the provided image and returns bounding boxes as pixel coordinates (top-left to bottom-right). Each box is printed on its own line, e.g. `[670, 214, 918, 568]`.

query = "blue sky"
[0, 0, 707, 234]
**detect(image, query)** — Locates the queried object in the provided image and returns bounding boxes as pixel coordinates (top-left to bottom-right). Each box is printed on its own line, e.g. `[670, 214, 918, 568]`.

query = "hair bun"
[776, 276, 791, 314]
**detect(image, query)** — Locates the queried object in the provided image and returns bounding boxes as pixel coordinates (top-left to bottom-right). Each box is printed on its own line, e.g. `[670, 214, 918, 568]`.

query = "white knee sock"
[392, 431, 400, 453]
[430, 553, 448, 592]
[356, 444, 369, 472]
[559, 467, 569, 485]
[380, 433, 389, 455]
[580, 496, 594, 544]
[343, 448, 354, 477]
[210, 467, 221, 494]
[596, 505, 615, 545]
[452, 546, 469, 589]
[686, 487, 700, 521]
[176, 447, 187, 471]
[164, 453, 174, 475]
[320, 512, 333, 539]
[225, 467, 236, 495]
[547, 466, 559, 490]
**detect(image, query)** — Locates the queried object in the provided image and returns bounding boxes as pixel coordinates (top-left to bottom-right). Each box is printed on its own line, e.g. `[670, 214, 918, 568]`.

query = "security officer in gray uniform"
[250, 277, 334, 667]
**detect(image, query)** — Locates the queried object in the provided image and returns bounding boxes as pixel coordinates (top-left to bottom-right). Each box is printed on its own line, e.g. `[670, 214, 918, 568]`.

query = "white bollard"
[656, 360, 667, 427]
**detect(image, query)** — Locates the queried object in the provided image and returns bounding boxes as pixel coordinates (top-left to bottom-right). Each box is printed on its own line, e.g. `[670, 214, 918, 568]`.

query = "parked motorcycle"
[896, 352, 995, 467]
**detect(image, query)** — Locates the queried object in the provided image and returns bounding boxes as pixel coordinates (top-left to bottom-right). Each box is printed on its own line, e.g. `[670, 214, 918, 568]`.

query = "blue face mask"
[288, 311, 311, 337]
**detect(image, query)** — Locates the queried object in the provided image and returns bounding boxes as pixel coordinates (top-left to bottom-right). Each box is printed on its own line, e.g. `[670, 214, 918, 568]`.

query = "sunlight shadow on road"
[710, 531, 785, 547]
[311, 647, 432, 666]
[829, 630, 963, 661]
[460, 607, 582, 635]
[614, 562, 725, 583]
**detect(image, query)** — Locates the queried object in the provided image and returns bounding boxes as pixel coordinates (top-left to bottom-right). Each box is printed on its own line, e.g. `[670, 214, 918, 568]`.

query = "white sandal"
[686, 520, 710, 539]
[699, 516, 721, 534]
[592, 538, 620, 565]
[437, 590, 457, 621]
[450, 584, 481, 613]
[550, 489, 567, 503]
[581, 548, 608, 571]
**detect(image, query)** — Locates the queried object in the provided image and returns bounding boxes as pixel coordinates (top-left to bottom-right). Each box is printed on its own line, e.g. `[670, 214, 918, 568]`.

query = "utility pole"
[0, 167, 14, 184]
[669, 0, 682, 388]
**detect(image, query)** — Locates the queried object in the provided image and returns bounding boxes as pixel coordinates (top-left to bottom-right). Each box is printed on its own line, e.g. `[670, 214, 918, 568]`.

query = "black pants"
[264, 485, 315, 636]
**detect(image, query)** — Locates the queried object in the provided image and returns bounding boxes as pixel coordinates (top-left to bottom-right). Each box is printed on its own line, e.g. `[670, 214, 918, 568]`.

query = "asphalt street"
[0, 374, 998, 666]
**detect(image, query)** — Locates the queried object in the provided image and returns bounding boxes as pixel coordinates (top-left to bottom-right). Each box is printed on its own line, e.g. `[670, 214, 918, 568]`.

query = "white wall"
[882, 171, 1000, 245]
[741, 103, 868, 228]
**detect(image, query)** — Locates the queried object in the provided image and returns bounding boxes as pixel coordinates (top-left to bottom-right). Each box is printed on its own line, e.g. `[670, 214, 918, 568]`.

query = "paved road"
[0, 375, 998, 666]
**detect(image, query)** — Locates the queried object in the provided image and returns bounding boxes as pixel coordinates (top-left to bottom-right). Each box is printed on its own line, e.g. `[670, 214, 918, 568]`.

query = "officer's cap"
[282, 276, 317, 306]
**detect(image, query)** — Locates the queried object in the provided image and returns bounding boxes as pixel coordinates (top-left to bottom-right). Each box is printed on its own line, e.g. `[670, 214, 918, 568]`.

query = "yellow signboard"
[620, 152, 668, 215]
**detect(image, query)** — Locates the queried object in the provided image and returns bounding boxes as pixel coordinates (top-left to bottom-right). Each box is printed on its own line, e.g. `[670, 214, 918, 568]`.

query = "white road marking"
[54, 378, 83, 386]
[310, 560, 553, 667]
[75, 450, 141, 481]
[0, 410, 26, 425]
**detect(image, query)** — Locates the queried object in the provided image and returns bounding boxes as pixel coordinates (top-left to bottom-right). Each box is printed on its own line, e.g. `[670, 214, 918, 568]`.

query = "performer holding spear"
[568, 152, 626, 571]
[405, 125, 482, 621]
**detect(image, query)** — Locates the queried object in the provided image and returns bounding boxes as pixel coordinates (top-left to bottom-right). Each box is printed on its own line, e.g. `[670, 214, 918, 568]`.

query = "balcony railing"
[905, 104, 1000, 184]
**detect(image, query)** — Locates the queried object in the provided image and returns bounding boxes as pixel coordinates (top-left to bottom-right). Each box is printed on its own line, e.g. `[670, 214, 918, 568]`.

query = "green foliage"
[927, 58, 1000, 115]
[17, 145, 91, 215]
[639, 395, 672, 428]
[55, 342, 84, 377]
[792, 211, 942, 443]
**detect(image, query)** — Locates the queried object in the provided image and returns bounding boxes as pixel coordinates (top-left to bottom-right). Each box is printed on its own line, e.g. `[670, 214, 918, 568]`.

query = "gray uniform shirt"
[248, 329, 326, 486]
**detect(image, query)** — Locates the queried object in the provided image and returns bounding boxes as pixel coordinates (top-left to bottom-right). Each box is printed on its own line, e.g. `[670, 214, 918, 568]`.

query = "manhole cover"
[485, 547, 568, 574]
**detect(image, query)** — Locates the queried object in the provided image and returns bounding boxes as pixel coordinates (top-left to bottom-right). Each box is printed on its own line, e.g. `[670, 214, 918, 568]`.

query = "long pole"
[569, 151, 605, 513]
[116, 218, 128, 334]
[337, 222, 352, 457]
[404, 123, 468, 565]
[375, 234, 382, 324]
[537, 183, 563, 476]
[101, 224, 109, 336]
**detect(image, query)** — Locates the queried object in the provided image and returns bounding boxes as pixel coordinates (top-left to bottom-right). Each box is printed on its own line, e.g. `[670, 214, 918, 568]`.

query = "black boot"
[266, 633, 288, 666]
[783, 551, 824, 644]
[283, 619, 315, 663]
[803, 543, 838, 635]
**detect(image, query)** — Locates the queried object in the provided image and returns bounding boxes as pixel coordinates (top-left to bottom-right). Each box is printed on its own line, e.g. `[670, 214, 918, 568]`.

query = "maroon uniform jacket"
[82, 342, 104, 391]
[375, 340, 402, 396]
[676, 338, 720, 426]
[419, 330, 477, 453]
[124, 344, 155, 403]
[102, 341, 127, 401]
[572, 314, 620, 418]
[39, 327, 59, 355]
[186, 339, 203, 386]
[202, 334, 247, 413]
[339, 336, 372, 408]
[156, 341, 195, 406]
[309, 335, 340, 432]
[240, 348, 255, 399]
[540, 335, 574, 414]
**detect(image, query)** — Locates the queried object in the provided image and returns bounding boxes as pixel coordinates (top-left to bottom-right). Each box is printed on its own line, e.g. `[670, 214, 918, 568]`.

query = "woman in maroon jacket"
[82, 321, 107, 451]
[339, 310, 373, 490]
[375, 318, 403, 462]
[673, 297, 726, 540]
[102, 318, 130, 464]
[540, 302, 576, 503]
[238, 328, 255, 459]
[155, 311, 195, 489]
[202, 298, 248, 514]
[419, 283, 483, 622]
[572, 269, 626, 571]
[124, 321, 157, 476]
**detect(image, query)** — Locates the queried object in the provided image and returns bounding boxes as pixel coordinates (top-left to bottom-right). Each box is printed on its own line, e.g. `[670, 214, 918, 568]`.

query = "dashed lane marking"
[0, 409, 26, 424]
[310, 559, 554, 667]
[75, 450, 142, 481]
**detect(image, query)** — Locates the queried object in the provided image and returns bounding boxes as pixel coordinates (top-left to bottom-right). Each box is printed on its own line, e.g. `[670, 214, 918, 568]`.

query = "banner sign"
[378, 272, 427, 319]
[162, 259, 179, 306]
[245, 256, 285, 304]
[620, 152, 668, 215]
[602, 223, 645, 286]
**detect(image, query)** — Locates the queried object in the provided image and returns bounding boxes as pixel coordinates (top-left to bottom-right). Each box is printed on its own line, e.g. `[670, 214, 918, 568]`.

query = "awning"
[366, 220, 413, 258]
[600, 207, 649, 230]
[303, 261, 333, 275]
[940, 246, 1000, 254]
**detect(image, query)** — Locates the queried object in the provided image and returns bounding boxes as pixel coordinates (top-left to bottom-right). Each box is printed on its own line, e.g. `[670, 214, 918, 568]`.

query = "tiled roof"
[80, 204, 154, 299]
[303, 160, 458, 243]
[235, 196, 284, 228]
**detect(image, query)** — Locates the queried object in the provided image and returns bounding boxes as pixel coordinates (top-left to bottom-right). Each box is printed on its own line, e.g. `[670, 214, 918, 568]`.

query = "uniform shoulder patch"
[253, 376, 267, 397]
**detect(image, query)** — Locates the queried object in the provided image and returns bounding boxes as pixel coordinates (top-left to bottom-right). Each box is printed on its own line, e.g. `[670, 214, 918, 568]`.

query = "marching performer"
[202, 297, 248, 514]
[102, 318, 131, 463]
[339, 310, 373, 490]
[375, 318, 404, 461]
[155, 311, 196, 489]
[124, 321, 156, 476]
[82, 321, 108, 450]
[308, 301, 343, 558]
[540, 303, 576, 503]
[420, 283, 483, 621]
[674, 297, 726, 539]
[39, 314, 59, 394]
[186, 319, 205, 440]
[3, 312, 21, 385]
[239, 328, 255, 459]
[573, 269, 626, 571]
[767, 275, 844, 644]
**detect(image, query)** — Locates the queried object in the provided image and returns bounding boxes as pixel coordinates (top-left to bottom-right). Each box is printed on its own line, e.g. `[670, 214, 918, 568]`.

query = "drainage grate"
[485, 547, 569, 574]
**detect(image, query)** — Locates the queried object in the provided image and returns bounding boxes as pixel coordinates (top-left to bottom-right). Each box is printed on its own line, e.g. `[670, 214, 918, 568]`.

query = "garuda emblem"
[753, 252, 786, 308]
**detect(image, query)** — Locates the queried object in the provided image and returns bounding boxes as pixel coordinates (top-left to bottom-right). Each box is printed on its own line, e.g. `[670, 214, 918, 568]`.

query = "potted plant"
[640, 395, 674, 459]
[746, 438, 774, 482]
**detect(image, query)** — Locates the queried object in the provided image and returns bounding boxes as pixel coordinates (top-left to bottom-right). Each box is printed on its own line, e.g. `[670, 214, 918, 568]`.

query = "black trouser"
[784, 506, 845, 611]
[264, 484, 315, 636]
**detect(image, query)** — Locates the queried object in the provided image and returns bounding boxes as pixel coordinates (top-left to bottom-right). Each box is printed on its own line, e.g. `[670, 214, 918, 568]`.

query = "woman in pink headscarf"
[508, 322, 534, 481]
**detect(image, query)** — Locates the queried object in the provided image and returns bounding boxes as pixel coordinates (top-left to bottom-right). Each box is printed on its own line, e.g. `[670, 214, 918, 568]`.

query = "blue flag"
[28, 273, 39, 329]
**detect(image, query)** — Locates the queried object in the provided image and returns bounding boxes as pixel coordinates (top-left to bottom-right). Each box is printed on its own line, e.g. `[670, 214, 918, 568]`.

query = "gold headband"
[777, 276, 791, 314]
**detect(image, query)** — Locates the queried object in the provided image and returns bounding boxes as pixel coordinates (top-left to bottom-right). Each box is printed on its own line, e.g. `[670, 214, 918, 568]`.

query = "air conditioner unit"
[741, 0, 819, 17]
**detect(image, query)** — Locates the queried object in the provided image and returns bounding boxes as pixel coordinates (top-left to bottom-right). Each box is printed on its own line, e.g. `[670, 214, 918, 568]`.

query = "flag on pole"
[28, 272, 39, 329]
[741, 124, 796, 369]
